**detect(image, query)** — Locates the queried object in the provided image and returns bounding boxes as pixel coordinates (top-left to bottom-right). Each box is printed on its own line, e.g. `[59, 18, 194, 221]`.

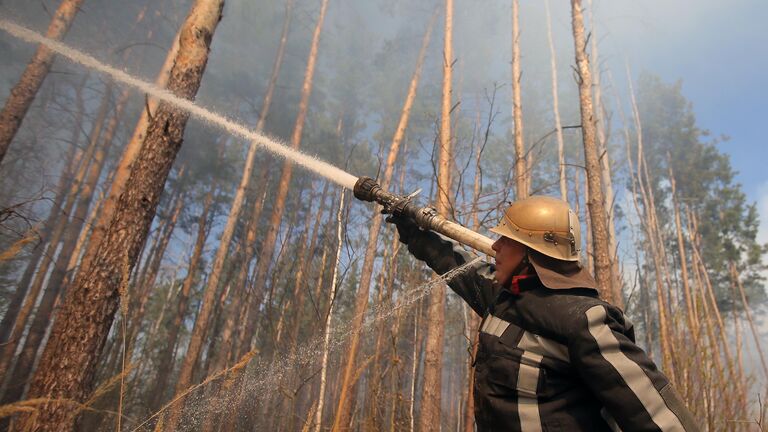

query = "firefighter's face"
[491, 236, 527, 286]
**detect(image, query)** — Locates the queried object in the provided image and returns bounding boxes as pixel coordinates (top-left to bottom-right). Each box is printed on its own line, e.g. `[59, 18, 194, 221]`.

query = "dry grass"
[0, 364, 136, 431]
[129, 349, 257, 432]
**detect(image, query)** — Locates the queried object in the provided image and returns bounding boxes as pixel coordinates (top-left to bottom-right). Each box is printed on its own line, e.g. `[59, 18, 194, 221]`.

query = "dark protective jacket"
[405, 228, 699, 432]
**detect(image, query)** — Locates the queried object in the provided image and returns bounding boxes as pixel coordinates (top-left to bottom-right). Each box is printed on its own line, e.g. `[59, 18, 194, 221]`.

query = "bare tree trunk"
[0, 84, 121, 405]
[511, 0, 526, 199]
[213, 171, 270, 372]
[149, 185, 214, 411]
[273, 184, 318, 346]
[586, 1, 621, 306]
[174, 0, 295, 398]
[463, 120, 486, 432]
[409, 299, 424, 432]
[256, 0, 295, 131]
[570, 0, 614, 303]
[75, 27, 182, 277]
[15, 0, 224, 429]
[0, 76, 87, 344]
[667, 156, 698, 339]
[0, 0, 85, 165]
[240, 0, 329, 356]
[624, 69, 678, 381]
[124, 188, 185, 359]
[62, 89, 131, 279]
[544, 0, 567, 202]
[332, 13, 434, 431]
[314, 190, 346, 432]
[0, 85, 109, 384]
[284, 181, 329, 349]
[198, 187, 272, 432]
[729, 262, 768, 380]
[419, 2, 453, 429]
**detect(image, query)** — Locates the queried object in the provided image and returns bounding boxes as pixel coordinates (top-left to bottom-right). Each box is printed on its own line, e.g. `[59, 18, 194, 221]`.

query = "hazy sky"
[592, 0, 768, 244]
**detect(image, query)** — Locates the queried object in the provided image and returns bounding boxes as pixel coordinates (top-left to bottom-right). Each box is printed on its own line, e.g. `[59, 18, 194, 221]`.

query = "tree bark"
[587, 0, 622, 306]
[0, 85, 109, 384]
[570, 0, 614, 303]
[0, 0, 85, 165]
[544, 0, 567, 202]
[314, 190, 346, 432]
[332, 12, 434, 431]
[15, 0, 224, 429]
[75, 26, 181, 277]
[419, 2, 453, 430]
[0, 84, 121, 406]
[511, 0, 527, 199]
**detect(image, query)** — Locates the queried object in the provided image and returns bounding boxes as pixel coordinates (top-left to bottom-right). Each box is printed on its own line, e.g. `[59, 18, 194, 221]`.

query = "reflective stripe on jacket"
[405, 229, 699, 432]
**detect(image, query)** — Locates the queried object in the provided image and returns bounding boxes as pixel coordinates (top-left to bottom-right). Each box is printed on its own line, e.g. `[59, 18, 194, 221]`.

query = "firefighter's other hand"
[385, 214, 420, 244]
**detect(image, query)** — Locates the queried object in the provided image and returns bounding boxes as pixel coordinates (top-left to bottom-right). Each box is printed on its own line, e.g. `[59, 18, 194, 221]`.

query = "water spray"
[353, 176, 496, 257]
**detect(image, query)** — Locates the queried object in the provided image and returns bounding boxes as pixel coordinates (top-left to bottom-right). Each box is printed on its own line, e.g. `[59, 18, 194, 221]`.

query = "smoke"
[0, 19, 359, 190]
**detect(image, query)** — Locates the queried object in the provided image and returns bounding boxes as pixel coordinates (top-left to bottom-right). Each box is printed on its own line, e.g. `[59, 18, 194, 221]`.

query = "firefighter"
[386, 195, 698, 431]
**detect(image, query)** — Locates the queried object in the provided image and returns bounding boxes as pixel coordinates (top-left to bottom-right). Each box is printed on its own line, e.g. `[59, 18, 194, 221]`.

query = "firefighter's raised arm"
[386, 214, 498, 316]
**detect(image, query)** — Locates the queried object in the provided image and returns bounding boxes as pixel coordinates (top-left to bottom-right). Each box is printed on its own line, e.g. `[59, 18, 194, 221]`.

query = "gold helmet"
[489, 196, 581, 262]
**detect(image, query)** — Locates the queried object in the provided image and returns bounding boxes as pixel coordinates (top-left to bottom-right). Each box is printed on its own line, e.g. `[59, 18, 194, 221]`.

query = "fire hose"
[353, 176, 496, 257]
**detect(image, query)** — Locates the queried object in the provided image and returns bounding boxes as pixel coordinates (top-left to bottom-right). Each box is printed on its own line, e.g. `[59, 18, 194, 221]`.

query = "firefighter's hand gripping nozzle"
[353, 176, 496, 257]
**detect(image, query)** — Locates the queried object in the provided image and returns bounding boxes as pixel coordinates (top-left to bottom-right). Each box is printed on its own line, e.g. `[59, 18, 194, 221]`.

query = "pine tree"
[0, 0, 85, 165]
[14, 0, 225, 429]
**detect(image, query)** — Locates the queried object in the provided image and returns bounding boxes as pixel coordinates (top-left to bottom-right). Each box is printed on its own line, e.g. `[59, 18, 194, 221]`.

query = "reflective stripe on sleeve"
[518, 330, 570, 363]
[585, 306, 685, 431]
[517, 351, 543, 432]
[481, 315, 509, 337]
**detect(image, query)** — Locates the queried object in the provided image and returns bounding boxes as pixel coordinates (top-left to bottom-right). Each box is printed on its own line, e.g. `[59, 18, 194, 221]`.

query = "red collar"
[510, 273, 536, 295]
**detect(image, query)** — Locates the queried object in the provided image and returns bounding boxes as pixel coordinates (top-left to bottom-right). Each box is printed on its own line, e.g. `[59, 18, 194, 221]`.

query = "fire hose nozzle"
[353, 176, 380, 202]
[352, 176, 496, 257]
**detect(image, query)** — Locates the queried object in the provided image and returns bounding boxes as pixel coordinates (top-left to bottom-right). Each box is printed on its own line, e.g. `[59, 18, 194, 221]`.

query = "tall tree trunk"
[463, 121, 485, 432]
[544, 0, 567, 202]
[240, 0, 329, 357]
[0, 0, 85, 165]
[16, 1, 224, 429]
[570, 0, 614, 303]
[256, 0, 295, 131]
[420, 2, 453, 430]
[625, 70, 676, 380]
[75, 27, 182, 277]
[729, 262, 768, 380]
[124, 188, 185, 358]
[332, 13, 433, 431]
[0, 84, 120, 405]
[214, 171, 271, 372]
[284, 181, 329, 349]
[511, 0, 526, 199]
[149, 185, 214, 411]
[666, 155, 698, 339]
[409, 299, 424, 432]
[62, 89, 131, 280]
[176, 0, 294, 389]
[0, 85, 109, 384]
[587, 0, 622, 306]
[161, 0, 298, 412]
[313, 190, 346, 432]
[0, 76, 87, 344]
